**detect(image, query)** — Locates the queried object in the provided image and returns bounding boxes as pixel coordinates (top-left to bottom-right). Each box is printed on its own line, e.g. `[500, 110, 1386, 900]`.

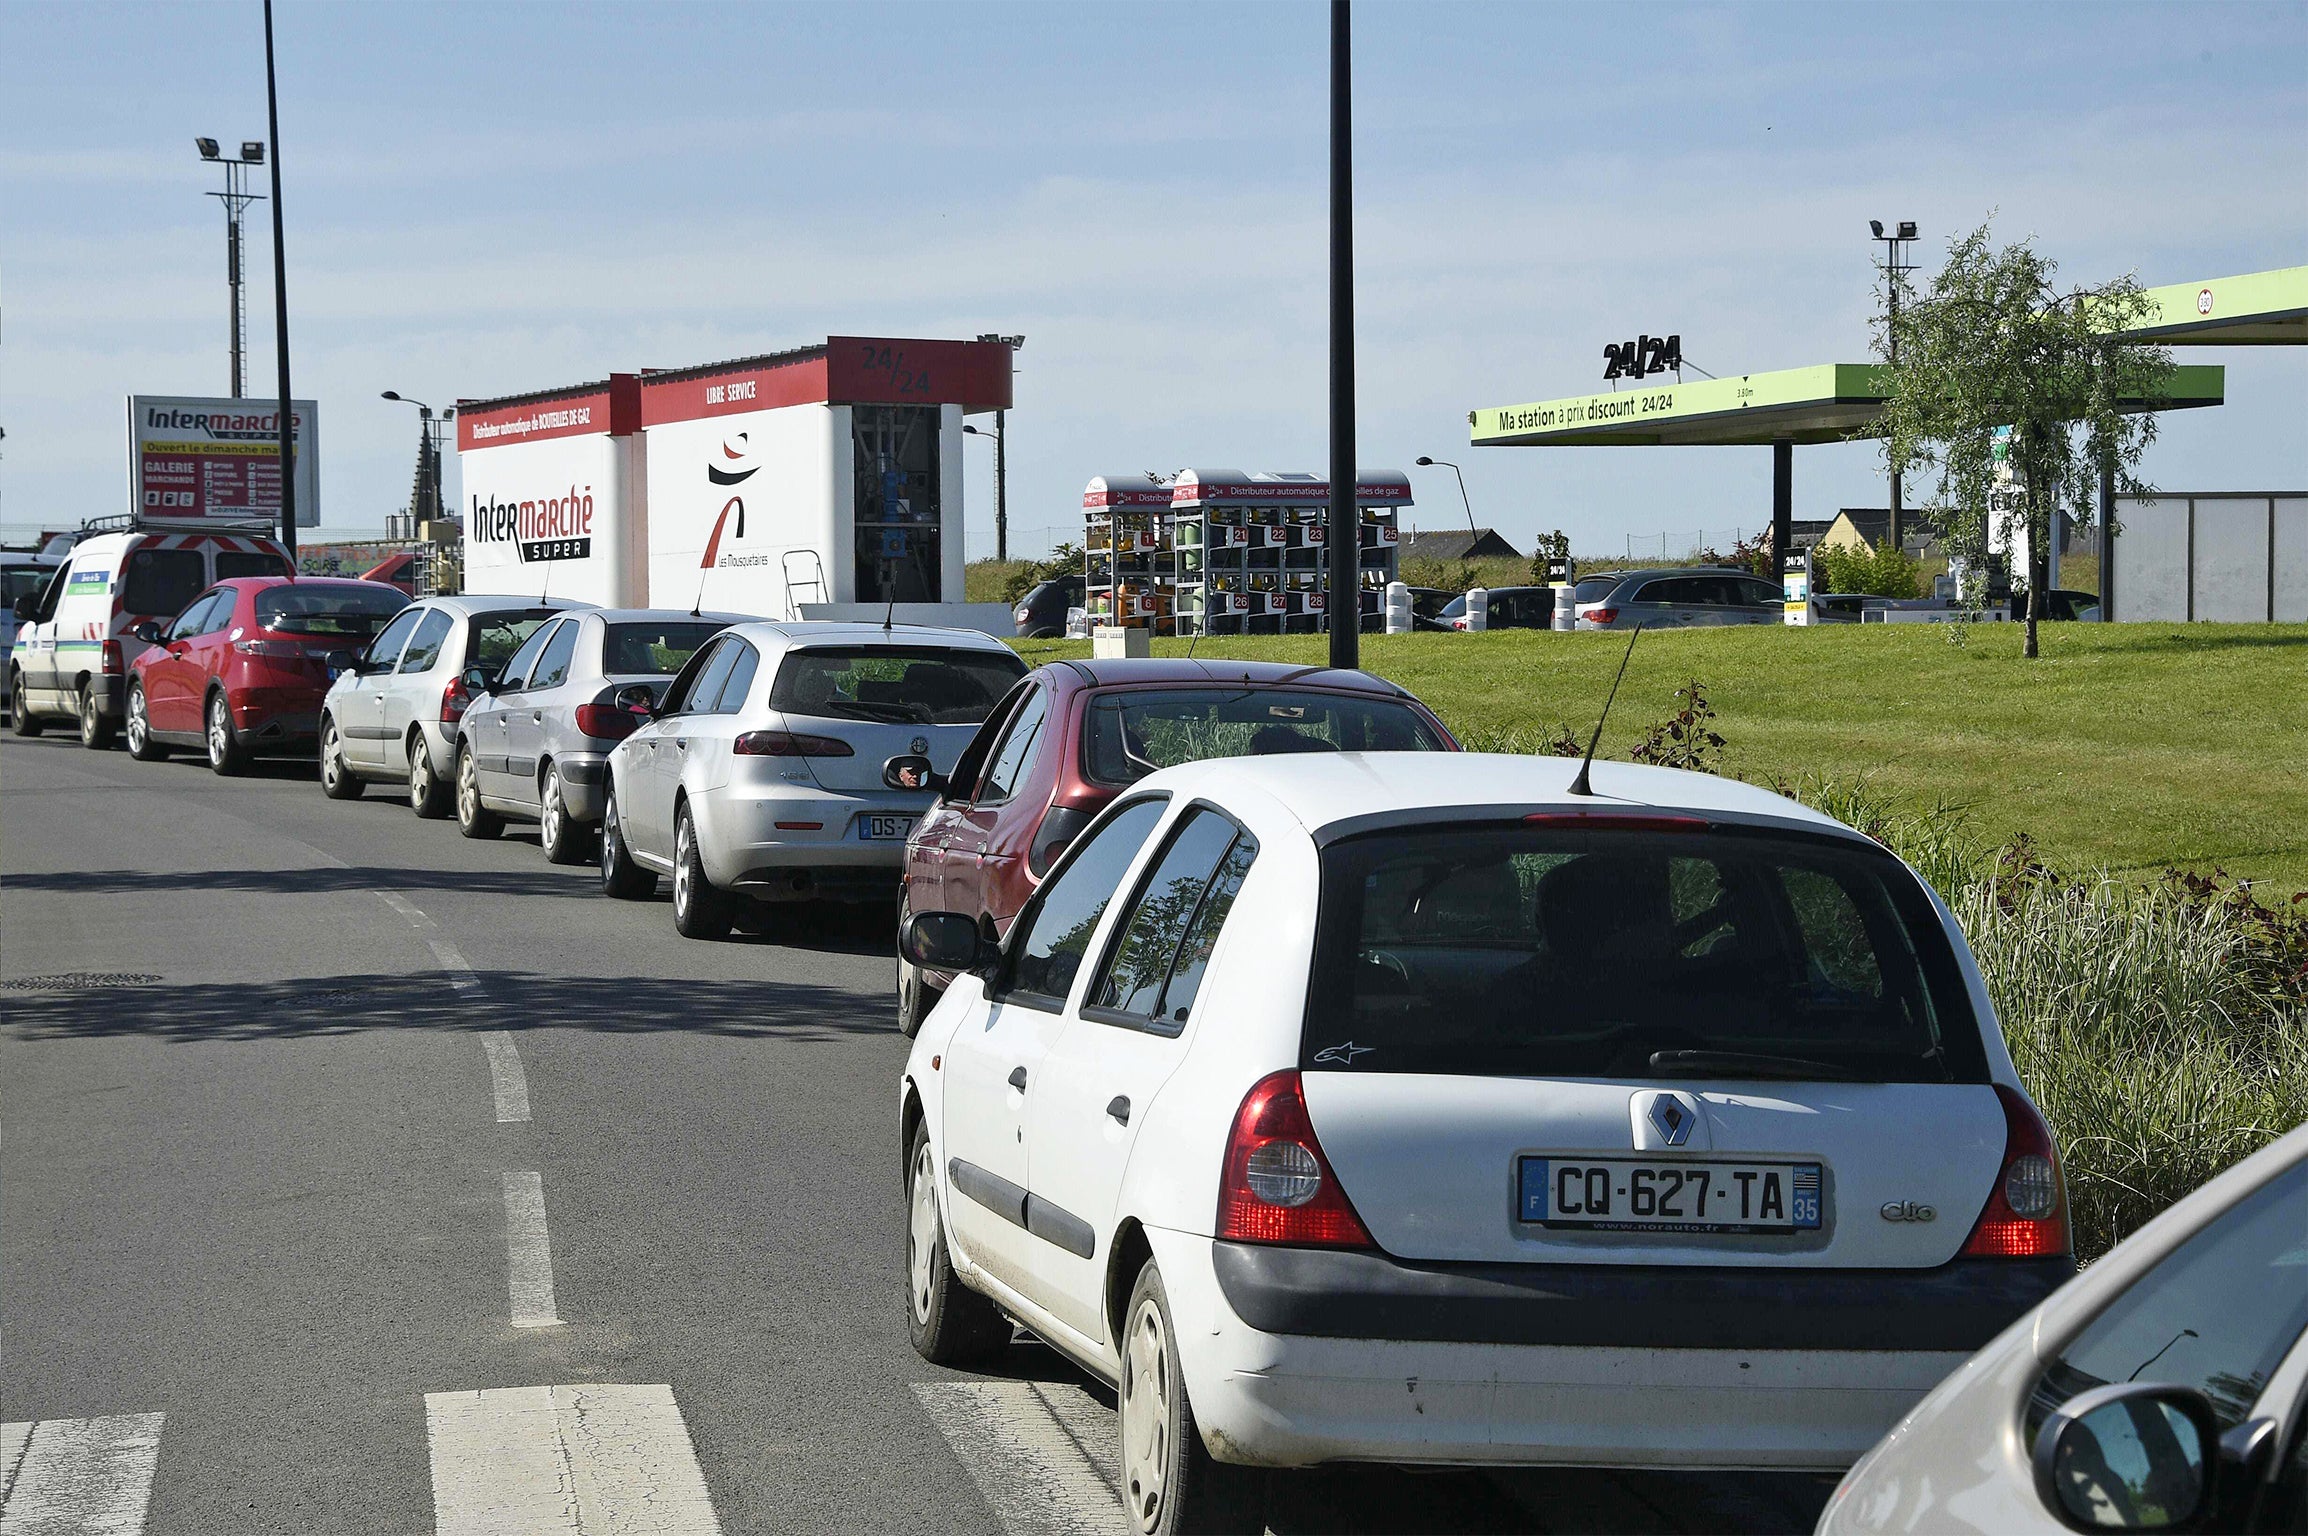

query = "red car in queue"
[882, 657, 1460, 1034]
[125, 576, 410, 774]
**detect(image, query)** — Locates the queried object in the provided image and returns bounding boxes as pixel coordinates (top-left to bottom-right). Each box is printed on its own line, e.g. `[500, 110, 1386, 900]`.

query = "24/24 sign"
[1603, 334, 1682, 381]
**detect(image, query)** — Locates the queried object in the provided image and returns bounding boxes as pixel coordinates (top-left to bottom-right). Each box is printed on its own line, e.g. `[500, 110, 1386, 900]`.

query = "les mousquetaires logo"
[700, 433, 770, 570]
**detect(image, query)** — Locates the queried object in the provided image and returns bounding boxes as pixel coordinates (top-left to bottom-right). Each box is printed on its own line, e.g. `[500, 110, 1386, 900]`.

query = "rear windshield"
[1084, 687, 1450, 786]
[255, 584, 408, 636]
[770, 645, 1025, 726]
[465, 612, 559, 671]
[1305, 823, 1985, 1083]
[121, 547, 206, 616]
[216, 551, 293, 580]
[1573, 577, 1618, 603]
[604, 621, 729, 676]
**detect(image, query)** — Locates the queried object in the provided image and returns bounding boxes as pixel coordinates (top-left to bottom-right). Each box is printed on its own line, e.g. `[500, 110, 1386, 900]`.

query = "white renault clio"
[898, 752, 2075, 1534]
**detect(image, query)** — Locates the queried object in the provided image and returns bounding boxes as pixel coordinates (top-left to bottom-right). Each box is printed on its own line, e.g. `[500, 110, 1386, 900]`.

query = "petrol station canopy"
[2111, 265, 2308, 346]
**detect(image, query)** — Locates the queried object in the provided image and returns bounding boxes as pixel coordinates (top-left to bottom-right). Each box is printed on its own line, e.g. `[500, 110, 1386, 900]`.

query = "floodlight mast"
[1871, 218, 1920, 552]
[196, 137, 266, 398]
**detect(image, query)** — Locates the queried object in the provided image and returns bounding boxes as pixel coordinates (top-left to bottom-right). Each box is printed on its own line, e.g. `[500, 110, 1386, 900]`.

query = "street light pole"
[381, 392, 444, 526]
[1326, 0, 1358, 671]
[974, 334, 1025, 562]
[1871, 219, 1918, 555]
[261, 0, 296, 559]
[194, 138, 266, 398]
[1414, 457, 1477, 535]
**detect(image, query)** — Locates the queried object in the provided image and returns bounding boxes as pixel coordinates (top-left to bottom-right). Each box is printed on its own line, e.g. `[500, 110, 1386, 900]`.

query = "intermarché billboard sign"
[127, 393, 320, 526]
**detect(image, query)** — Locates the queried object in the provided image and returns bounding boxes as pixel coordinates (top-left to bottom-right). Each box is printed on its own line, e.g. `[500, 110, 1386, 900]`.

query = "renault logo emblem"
[1648, 1096, 1694, 1147]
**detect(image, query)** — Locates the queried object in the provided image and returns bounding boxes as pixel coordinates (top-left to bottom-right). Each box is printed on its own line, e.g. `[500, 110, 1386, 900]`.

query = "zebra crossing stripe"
[0, 1413, 165, 1536]
[426, 1384, 721, 1536]
[912, 1380, 1124, 1536]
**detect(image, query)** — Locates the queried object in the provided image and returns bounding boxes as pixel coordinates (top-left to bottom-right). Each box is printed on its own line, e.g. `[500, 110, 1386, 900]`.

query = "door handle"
[1106, 1095, 1131, 1125]
[675, 739, 689, 750]
[1007, 1067, 1028, 1092]
[530, 712, 542, 723]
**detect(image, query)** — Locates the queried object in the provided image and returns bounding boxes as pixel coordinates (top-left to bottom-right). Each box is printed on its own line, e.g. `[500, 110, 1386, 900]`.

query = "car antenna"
[883, 595, 896, 633]
[1566, 624, 1642, 798]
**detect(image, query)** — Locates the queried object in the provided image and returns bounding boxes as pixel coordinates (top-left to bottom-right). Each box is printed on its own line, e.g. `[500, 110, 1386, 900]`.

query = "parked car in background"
[1402, 584, 1457, 631]
[2012, 588, 2101, 623]
[316, 594, 592, 815]
[11, 524, 292, 747]
[1576, 566, 1785, 629]
[124, 576, 409, 773]
[898, 753, 2073, 1531]
[597, 622, 1027, 940]
[1820, 1122, 2308, 1535]
[2, 553, 62, 717]
[891, 658, 1459, 1033]
[1438, 584, 1556, 631]
[1012, 574, 1085, 639]
[452, 608, 748, 863]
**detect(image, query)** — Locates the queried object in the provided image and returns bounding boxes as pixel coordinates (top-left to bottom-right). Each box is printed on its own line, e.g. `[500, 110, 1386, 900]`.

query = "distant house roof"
[1401, 527, 1522, 562]
[1787, 519, 1837, 549]
[1829, 508, 1941, 555]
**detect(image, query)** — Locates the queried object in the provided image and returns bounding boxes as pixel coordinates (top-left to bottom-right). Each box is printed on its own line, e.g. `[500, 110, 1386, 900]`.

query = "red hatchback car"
[124, 576, 410, 773]
[887, 657, 1459, 1032]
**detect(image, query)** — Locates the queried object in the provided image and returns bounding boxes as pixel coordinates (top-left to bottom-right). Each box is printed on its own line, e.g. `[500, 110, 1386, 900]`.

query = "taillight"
[734, 730, 854, 757]
[1587, 607, 1619, 626]
[440, 676, 471, 723]
[1960, 1084, 2070, 1258]
[1216, 1071, 1374, 1249]
[102, 639, 124, 673]
[234, 638, 302, 657]
[573, 703, 640, 740]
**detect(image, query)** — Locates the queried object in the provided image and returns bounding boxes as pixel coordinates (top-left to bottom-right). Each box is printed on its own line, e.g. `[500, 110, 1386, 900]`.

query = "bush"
[1814, 542, 1926, 598]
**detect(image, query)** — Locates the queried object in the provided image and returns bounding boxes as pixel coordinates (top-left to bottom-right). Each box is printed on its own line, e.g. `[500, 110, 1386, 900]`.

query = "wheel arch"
[1104, 1218, 1155, 1354]
[901, 1079, 925, 1184]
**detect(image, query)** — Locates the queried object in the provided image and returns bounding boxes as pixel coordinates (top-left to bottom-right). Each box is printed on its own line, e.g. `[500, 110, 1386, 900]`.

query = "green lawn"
[1013, 624, 2308, 895]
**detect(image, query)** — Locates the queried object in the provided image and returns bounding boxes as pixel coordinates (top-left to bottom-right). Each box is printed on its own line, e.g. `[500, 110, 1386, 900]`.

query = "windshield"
[1304, 823, 1985, 1083]
[1083, 687, 1451, 786]
[770, 645, 1025, 726]
[1, 566, 51, 609]
[604, 621, 729, 676]
[255, 584, 408, 636]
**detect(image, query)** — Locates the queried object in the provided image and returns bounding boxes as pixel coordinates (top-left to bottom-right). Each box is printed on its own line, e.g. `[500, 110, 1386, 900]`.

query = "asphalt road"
[1, 728, 1834, 1535]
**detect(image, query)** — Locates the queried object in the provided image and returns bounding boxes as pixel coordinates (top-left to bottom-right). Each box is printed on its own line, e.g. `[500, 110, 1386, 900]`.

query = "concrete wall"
[2112, 494, 2308, 622]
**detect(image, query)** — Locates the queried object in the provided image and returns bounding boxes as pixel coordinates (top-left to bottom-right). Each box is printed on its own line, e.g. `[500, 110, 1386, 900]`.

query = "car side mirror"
[325, 649, 358, 681]
[2033, 1383, 2217, 1532]
[613, 683, 657, 719]
[883, 753, 948, 796]
[462, 664, 493, 694]
[131, 621, 164, 644]
[901, 911, 991, 976]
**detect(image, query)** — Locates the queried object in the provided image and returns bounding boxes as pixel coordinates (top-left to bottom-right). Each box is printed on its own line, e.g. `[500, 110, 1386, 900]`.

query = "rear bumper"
[556, 753, 609, 821]
[695, 786, 923, 893]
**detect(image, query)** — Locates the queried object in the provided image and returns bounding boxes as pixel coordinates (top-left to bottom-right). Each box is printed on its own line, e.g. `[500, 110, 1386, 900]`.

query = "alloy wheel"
[410, 749, 430, 808]
[126, 690, 149, 755]
[459, 751, 479, 822]
[321, 727, 342, 789]
[208, 697, 230, 767]
[908, 1140, 940, 1325]
[1121, 1294, 1172, 1531]
[673, 815, 695, 917]
[541, 772, 564, 848]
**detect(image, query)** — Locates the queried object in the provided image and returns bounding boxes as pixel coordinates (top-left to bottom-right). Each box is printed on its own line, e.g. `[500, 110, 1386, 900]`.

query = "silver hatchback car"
[451, 608, 751, 863]
[1574, 566, 1785, 629]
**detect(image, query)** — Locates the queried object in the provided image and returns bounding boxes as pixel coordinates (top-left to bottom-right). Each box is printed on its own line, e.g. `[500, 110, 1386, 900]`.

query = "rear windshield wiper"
[1647, 1050, 1864, 1082]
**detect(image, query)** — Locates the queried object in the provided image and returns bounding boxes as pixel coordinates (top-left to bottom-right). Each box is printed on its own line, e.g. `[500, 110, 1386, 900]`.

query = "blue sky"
[3, 0, 2303, 558]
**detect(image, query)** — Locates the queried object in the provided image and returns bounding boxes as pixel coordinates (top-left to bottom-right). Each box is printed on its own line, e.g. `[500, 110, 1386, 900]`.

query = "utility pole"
[1871, 220, 1918, 555]
[263, 0, 297, 558]
[1326, 0, 1358, 671]
[195, 138, 266, 397]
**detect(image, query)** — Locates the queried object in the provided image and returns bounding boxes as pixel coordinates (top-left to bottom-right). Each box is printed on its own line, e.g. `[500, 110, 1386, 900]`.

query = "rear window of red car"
[1081, 687, 1450, 786]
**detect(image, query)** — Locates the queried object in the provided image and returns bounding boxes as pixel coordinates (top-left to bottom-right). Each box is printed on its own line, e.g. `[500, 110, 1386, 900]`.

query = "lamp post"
[1870, 219, 1919, 555]
[195, 137, 266, 398]
[972, 334, 1024, 562]
[1413, 456, 1478, 535]
[381, 392, 450, 529]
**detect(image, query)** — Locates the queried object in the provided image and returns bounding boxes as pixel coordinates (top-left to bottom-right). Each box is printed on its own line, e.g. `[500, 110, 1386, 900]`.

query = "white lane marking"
[426, 1383, 722, 1536]
[912, 1381, 1123, 1536]
[0, 1413, 165, 1535]
[502, 1173, 563, 1328]
[482, 1031, 532, 1123]
[376, 889, 434, 928]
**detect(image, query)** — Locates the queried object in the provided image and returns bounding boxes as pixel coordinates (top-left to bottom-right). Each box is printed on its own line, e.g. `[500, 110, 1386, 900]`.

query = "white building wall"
[459, 434, 634, 606]
[643, 401, 839, 619]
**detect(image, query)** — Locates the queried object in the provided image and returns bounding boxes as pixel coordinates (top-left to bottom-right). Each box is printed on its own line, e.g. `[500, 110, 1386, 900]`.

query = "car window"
[1741, 578, 1783, 608]
[1439, 594, 1467, 619]
[1001, 797, 1170, 1011]
[1305, 823, 1987, 1082]
[495, 620, 560, 691]
[364, 606, 426, 670]
[658, 637, 726, 715]
[196, 588, 240, 633]
[2029, 1159, 2308, 1437]
[1, 566, 52, 609]
[214, 551, 293, 581]
[1082, 687, 1449, 786]
[398, 608, 454, 674]
[709, 641, 759, 713]
[1573, 577, 1618, 604]
[466, 612, 557, 675]
[945, 682, 1030, 800]
[121, 547, 206, 617]
[679, 639, 741, 716]
[977, 686, 1048, 803]
[1090, 808, 1257, 1031]
[603, 621, 728, 676]
[256, 584, 407, 637]
[1628, 579, 1675, 605]
[530, 619, 581, 690]
[769, 645, 1025, 727]
[167, 590, 225, 641]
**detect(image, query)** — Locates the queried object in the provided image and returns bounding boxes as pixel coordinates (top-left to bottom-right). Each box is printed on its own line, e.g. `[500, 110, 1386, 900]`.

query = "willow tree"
[1873, 224, 2174, 657]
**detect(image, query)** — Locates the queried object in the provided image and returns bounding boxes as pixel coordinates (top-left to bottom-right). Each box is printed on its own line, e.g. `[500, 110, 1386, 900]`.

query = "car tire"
[598, 784, 657, 899]
[10, 672, 42, 736]
[319, 715, 363, 799]
[905, 1121, 1012, 1367]
[897, 933, 941, 1038]
[1120, 1258, 1268, 1536]
[206, 692, 249, 775]
[539, 764, 591, 866]
[408, 734, 452, 819]
[456, 743, 503, 839]
[125, 683, 168, 761]
[78, 682, 117, 750]
[671, 804, 733, 940]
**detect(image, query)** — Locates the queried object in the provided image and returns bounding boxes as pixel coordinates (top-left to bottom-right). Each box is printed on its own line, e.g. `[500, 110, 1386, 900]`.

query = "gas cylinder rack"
[1082, 473, 1179, 633]
[1171, 469, 1408, 636]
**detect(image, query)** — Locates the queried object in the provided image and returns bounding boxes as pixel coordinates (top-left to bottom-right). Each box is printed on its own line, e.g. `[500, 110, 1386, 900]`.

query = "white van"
[11, 521, 292, 747]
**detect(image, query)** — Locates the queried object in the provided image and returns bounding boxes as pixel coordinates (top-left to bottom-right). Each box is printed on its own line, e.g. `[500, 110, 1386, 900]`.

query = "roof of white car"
[1140, 751, 1851, 841]
[720, 619, 1017, 652]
